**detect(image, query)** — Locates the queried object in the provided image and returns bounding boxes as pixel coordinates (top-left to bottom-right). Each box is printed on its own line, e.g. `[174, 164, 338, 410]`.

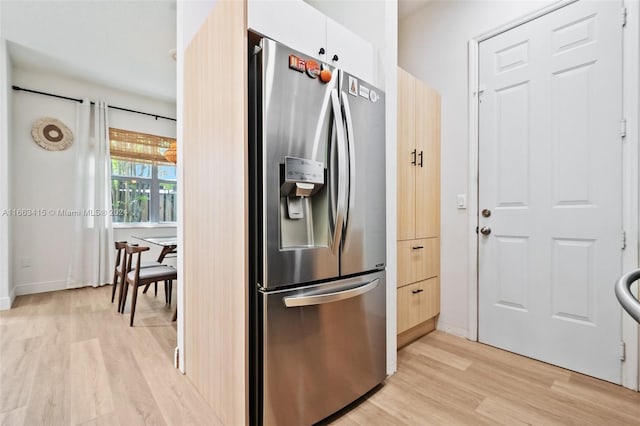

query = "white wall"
[0, 38, 13, 309]
[10, 65, 176, 296]
[399, 0, 555, 336]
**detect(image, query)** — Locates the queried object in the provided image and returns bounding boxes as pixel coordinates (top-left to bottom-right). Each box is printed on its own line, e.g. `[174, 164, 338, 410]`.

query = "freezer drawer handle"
[412, 289, 424, 294]
[283, 279, 379, 307]
[412, 245, 424, 250]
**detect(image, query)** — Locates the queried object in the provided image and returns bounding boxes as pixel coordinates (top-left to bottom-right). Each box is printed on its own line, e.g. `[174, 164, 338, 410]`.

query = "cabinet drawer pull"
[412, 289, 424, 294]
[412, 245, 424, 250]
[411, 149, 417, 165]
[418, 150, 424, 167]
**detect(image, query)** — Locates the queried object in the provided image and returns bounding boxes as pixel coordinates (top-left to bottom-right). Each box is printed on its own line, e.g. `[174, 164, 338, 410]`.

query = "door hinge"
[622, 7, 628, 27]
[620, 119, 627, 138]
[621, 230, 627, 250]
[620, 341, 626, 361]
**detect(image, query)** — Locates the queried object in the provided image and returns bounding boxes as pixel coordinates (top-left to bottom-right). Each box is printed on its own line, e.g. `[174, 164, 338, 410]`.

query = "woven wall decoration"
[31, 117, 73, 151]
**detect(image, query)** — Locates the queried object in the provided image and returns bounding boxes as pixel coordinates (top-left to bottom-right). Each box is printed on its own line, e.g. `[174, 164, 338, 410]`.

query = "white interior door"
[478, 0, 623, 383]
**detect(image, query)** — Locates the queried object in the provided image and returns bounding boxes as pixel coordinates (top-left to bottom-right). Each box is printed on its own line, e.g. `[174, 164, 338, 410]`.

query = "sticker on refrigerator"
[289, 55, 306, 73]
[348, 76, 358, 96]
[369, 90, 379, 103]
[305, 60, 320, 79]
[359, 85, 370, 100]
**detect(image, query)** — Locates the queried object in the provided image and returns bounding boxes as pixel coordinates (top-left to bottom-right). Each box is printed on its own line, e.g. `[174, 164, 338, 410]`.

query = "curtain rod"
[11, 85, 177, 122]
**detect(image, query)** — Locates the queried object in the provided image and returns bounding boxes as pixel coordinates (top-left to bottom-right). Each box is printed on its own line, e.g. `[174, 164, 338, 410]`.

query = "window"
[110, 128, 177, 224]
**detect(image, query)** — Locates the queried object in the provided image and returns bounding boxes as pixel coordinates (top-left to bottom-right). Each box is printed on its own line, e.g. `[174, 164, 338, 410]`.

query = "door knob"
[481, 208, 491, 218]
[480, 226, 491, 236]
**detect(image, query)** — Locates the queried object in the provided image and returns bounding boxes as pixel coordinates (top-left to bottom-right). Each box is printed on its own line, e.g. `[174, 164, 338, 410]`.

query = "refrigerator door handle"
[330, 89, 347, 254]
[283, 278, 379, 307]
[341, 91, 356, 248]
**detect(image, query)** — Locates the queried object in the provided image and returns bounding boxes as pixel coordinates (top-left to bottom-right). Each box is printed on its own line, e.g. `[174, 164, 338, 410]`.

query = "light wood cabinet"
[397, 67, 441, 348]
[397, 278, 440, 334]
[397, 238, 439, 288]
[397, 68, 440, 240]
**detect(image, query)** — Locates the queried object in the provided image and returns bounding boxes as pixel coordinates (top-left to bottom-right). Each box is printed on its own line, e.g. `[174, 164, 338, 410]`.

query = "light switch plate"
[457, 194, 467, 209]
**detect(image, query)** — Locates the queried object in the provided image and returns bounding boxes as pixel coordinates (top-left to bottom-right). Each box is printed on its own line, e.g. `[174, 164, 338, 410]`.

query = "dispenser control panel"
[284, 157, 324, 184]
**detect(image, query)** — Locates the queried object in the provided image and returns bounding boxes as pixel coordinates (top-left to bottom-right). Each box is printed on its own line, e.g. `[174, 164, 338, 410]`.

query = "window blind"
[109, 128, 175, 164]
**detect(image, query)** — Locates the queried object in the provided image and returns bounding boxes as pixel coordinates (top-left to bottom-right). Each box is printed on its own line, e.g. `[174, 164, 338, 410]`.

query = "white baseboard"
[437, 321, 470, 340]
[14, 280, 67, 296]
[0, 286, 15, 310]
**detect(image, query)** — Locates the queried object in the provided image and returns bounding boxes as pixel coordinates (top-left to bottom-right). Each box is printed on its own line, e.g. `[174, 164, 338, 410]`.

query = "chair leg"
[154, 282, 158, 297]
[111, 270, 119, 303]
[130, 284, 139, 327]
[164, 281, 168, 304]
[120, 281, 129, 314]
[168, 281, 173, 305]
[143, 283, 150, 294]
[118, 279, 126, 313]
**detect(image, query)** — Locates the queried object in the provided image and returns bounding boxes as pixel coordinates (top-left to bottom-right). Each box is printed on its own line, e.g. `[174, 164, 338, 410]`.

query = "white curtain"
[67, 100, 114, 288]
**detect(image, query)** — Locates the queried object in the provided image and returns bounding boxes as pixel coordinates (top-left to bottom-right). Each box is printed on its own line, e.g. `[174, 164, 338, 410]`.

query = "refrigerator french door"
[249, 37, 386, 426]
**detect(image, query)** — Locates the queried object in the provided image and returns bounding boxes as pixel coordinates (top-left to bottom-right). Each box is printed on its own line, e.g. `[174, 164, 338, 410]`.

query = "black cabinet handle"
[319, 47, 325, 55]
[412, 289, 424, 294]
[411, 149, 416, 165]
[418, 150, 424, 167]
[412, 245, 424, 250]
[332, 54, 339, 62]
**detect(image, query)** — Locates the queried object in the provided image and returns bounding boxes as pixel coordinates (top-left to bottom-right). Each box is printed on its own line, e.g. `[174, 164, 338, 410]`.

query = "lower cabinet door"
[397, 238, 439, 287]
[397, 277, 440, 334]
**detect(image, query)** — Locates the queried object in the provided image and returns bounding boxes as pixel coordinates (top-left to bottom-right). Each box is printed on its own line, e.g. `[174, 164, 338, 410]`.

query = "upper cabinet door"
[397, 69, 416, 241]
[326, 17, 374, 83]
[414, 81, 441, 239]
[248, 0, 327, 61]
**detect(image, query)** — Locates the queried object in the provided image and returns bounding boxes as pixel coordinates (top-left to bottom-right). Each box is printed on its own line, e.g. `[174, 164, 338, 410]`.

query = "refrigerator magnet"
[305, 60, 320, 79]
[348, 76, 358, 96]
[359, 85, 370, 99]
[289, 55, 306, 73]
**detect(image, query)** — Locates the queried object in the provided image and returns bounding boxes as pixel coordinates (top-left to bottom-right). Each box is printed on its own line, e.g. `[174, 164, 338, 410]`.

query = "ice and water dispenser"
[279, 156, 329, 248]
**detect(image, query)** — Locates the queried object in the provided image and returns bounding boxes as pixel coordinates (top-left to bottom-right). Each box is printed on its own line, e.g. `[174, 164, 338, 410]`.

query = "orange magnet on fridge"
[319, 65, 332, 83]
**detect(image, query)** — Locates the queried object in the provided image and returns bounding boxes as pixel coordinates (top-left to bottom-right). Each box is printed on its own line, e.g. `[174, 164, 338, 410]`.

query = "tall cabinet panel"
[396, 67, 441, 349]
[397, 69, 415, 241]
[183, 1, 248, 424]
[415, 82, 441, 239]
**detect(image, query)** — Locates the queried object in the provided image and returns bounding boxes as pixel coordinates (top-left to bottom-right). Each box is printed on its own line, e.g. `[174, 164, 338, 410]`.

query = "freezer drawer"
[261, 271, 386, 425]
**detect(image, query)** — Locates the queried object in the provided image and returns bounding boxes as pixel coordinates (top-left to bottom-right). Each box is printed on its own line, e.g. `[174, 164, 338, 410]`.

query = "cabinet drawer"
[397, 238, 439, 287]
[397, 278, 440, 334]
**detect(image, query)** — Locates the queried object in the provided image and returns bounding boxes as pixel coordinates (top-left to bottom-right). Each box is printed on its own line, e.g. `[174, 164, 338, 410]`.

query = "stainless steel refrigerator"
[249, 37, 386, 425]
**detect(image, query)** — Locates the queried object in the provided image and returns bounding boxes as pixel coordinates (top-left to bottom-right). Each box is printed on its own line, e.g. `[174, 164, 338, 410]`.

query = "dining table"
[133, 235, 177, 262]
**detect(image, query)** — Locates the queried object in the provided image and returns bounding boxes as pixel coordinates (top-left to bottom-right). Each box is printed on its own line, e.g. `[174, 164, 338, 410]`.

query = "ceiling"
[398, 0, 433, 20]
[1, 0, 177, 102]
[0, 0, 430, 101]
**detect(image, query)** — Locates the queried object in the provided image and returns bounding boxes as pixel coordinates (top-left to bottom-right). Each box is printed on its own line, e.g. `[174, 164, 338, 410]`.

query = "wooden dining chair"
[112, 241, 161, 310]
[120, 244, 177, 326]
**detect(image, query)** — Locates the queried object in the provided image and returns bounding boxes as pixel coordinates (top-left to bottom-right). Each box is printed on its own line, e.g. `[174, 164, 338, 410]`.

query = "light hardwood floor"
[329, 331, 640, 425]
[3, 288, 640, 426]
[0, 286, 221, 426]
